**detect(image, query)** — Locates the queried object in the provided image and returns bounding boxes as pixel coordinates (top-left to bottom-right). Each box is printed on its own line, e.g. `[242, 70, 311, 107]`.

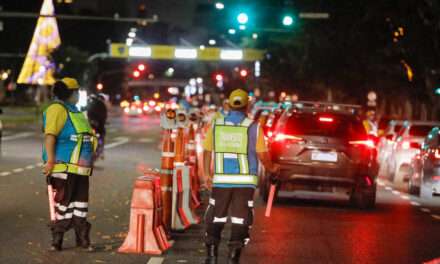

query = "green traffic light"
[435, 87, 440, 95]
[237, 12, 249, 24]
[282, 15, 294, 26]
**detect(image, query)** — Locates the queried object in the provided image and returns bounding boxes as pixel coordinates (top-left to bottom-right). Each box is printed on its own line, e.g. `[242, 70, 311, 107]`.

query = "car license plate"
[311, 151, 338, 162]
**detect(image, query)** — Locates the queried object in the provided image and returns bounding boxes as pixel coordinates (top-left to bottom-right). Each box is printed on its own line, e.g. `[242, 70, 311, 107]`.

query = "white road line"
[36, 162, 44, 167]
[392, 190, 400, 195]
[431, 214, 440, 220]
[385, 186, 393, 191]
[410, 201, 421, 206]
[104, 137, 130, 150]
[25, 165, 35, 170]
[421, 208, 431, 213]
[400, 195, 410, 200]
[147, 257, 164, 264]
[13, 168, 24, 173]
[0, 172, 11, 177]
[2, 132, 34, 142]
[138, 138, 154, 143]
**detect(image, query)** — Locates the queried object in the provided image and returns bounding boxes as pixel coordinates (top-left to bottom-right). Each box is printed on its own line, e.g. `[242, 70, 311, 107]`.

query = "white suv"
[387, 121, 440, 184]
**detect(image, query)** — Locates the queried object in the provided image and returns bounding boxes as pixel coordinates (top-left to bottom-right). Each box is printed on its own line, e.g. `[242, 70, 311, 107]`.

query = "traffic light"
[282, 15, 294, 26]
[96, 83, 103, 91]
[133, 70, 141, 78]
[240, 69, 248, 77]
[435, 87, 440, 95]
[137, 63, 146, 71]
[215, 73, 223, 81]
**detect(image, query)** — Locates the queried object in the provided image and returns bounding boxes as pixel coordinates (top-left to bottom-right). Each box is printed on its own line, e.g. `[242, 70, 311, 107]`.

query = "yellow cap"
[228, 89, 249, 108]
[61, 77, 80, 90]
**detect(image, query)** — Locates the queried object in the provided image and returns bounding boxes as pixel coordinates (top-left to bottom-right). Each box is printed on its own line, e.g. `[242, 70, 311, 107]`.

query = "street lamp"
[208, 39, 216, 45]
[215, 2, 224, 10]
[237, 12, 249, 24]
[435, 87, 440, 95]
[282, 15, 294, 26]
[228, 28, 236, 35]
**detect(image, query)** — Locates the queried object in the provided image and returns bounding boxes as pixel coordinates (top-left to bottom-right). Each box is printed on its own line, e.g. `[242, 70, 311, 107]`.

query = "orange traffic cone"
[118, 175, 171, 255]
[160, 129, 174, 230]
[186, 124, 201, 208]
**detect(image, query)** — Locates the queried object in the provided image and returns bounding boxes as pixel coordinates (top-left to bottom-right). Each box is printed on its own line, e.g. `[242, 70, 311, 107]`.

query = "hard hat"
[229, 89, 249, 108]
[61, 77, 80, 90]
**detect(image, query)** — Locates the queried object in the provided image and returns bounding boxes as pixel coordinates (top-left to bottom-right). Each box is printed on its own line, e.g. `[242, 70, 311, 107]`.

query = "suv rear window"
[409, 125, 434, 137]
[284, 113, 366, 139]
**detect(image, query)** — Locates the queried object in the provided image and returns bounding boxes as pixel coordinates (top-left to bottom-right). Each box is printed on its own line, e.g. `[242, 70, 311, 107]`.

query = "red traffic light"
[215, 73, 223, 81]
[133, 70, 141, 78]
[137, 63, 146, 71]
[240, 69, 248, 77]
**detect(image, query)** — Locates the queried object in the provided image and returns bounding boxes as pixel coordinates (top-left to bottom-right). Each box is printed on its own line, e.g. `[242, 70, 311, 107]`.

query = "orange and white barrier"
[186, 123, 201, 209]
[118, 175, 171, 255]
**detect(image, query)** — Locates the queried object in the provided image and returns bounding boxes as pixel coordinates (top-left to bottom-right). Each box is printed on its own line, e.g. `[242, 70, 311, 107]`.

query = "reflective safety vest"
[213, 117, 258, 186]
[43, 101, 97, 176]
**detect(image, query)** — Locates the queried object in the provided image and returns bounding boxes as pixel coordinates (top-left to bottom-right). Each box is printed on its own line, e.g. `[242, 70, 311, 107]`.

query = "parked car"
[260, 102, 378, 209]
[408, 127, 440, 197]
[387, 121, 440, 183]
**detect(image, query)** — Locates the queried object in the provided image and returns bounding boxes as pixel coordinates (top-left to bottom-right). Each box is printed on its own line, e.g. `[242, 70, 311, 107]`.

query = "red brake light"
[319, 116, 333, 123]
[349, 140, 375, 148]
[274, 133, 303, 142]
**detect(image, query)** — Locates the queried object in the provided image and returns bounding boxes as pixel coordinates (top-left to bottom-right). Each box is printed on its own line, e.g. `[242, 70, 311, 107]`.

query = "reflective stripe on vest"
[53, 163, 92, 176]
[213, 174, 258, 185]
[213, 116, 256, 185]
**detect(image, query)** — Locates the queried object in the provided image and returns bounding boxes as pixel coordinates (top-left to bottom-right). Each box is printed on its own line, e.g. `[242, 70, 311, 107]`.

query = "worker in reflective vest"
[42, 78, 96, 252]
[202, 89, 279, 264]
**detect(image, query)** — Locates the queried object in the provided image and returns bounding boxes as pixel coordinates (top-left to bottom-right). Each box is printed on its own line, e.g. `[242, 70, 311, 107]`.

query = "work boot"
[75, 222, 94, 252]
[204, 244, 218, 264]
[227, 246, 242, 264]
[49, 232, 64, 252]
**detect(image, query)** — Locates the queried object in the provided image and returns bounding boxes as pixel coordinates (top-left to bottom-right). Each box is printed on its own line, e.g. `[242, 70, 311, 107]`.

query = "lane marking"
[0, 172, 11, 177]
[138, 138, 154, 143]
[13, 168, 24, 173]
[400, 195, 410, 200]
[385, 186, 393, 191]
[410, 201, 421, 206]
[421, 208, 431, 213]
[392, 190, 400, 195]
[147, 257, 164, 264]
[2, 132, 34, 142]
[104, 137, 130, 150]
[25, 165, 35, 170]
[36, 162, 44, 167]
[432, 214, 440, 220]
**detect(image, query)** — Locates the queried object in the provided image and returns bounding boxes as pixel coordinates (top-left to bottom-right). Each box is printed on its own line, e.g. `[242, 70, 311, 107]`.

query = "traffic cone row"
[186, 123, 201, 209]
[118, 175, 171, 255]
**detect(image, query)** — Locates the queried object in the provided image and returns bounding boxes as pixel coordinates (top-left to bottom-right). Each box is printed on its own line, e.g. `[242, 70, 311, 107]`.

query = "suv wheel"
[408, 178, 420, 195]
[350, 185, 376, 209]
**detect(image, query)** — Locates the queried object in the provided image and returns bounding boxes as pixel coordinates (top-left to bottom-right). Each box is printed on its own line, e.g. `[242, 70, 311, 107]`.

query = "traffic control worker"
[42, 78, 96, 252]
[202, 89, 279, 264]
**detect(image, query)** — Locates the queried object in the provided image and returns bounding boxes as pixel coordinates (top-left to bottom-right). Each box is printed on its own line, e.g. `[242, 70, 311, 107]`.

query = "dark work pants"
[49, 173, 90, 234]
[204, 187, 255, 248]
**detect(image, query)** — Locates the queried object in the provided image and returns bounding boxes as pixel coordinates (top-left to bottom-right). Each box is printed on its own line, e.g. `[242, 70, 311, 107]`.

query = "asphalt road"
[1, 112, 440, 264]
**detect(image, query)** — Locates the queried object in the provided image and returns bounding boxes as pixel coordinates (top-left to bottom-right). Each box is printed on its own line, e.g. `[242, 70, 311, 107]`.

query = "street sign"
[109, 43, 265, 62]
[299, 13, 330, 19]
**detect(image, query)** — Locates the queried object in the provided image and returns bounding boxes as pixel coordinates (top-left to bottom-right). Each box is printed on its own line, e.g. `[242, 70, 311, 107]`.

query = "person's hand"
[43, 161, 55, 176]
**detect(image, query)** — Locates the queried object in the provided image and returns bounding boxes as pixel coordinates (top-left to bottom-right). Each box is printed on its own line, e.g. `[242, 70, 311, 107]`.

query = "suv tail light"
[319, 116, 334, 123]
[402, 141, 421, 150]
[274, 133, 303, 143]
[349, 140, 375, 149]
